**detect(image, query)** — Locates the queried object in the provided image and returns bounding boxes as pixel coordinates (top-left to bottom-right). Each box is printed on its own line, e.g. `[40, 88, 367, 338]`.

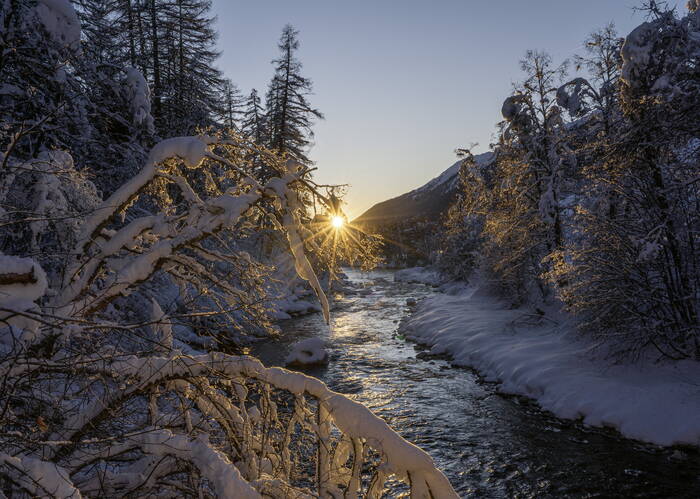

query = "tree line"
[1, 0, 323, 197]
[0, 2, 386, 496]
[442, 2, 700, 359]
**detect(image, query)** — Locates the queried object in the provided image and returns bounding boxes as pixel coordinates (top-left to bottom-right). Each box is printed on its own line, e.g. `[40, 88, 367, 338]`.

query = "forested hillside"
[355, 152, 493, 267]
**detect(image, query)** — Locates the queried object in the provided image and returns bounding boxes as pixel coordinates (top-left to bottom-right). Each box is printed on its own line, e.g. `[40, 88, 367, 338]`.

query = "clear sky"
[212, 0, 686, 218]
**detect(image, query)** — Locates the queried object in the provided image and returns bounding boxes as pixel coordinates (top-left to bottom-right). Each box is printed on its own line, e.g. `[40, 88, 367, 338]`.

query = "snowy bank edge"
[400, 289, 700, 448]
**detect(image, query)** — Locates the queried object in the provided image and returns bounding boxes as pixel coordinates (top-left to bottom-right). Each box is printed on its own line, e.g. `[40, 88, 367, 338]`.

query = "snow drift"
[401, 287, 700, 447]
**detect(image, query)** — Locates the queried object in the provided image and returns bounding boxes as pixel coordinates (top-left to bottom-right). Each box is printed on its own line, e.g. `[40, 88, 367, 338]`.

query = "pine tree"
[265, 24, 323, 164]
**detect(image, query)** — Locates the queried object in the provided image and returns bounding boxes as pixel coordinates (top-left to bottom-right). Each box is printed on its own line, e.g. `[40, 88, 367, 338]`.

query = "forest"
[1, 0, 700, 497]
[439, 5, 700, 360]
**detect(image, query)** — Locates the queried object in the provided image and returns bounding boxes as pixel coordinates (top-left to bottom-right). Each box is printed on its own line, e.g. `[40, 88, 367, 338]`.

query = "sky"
[212, 0, 686, 219]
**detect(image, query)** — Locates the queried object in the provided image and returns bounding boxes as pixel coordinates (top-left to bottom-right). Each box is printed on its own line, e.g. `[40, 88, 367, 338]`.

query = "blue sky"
[212, 0, 686, 217]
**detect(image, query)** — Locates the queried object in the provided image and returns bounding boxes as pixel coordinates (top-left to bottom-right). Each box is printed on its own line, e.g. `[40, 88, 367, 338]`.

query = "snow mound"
[124, 67, 154, 131]
[401, 288, 700, 447]
[285, 338, 328, 367]
[0, 254, 48, 303]
[0, 254, 48, 345]
[34, 0, 81, 48]
[394, 267, 444, 286]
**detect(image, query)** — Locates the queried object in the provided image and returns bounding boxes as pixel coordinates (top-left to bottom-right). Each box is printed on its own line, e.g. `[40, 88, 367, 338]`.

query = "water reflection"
[253, 269, 700, 498]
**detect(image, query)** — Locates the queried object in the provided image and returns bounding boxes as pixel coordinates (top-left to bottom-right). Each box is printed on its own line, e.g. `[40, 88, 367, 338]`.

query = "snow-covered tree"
[461, 51, 571, 300]
[546, 4, 700, 358]
[77, 0, 226, 136]
[0, 133, 450, 498]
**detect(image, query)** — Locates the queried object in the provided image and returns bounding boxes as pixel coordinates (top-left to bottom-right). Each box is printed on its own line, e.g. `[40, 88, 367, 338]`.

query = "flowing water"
[253, 268, 700, 498]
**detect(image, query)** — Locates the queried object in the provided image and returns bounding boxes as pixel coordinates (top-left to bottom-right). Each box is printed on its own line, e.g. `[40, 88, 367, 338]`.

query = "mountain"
[355, 151, 494, 225]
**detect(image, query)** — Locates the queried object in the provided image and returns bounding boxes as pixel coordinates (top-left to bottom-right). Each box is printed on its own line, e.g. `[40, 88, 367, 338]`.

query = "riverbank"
[400, 284, 700, 448]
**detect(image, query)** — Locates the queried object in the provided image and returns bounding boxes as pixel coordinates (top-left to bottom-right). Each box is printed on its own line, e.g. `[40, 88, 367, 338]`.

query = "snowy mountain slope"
[355, 152, 493, 224]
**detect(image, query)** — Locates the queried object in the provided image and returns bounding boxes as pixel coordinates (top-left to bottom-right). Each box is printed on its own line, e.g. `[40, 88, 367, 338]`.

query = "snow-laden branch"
[0, 453, 81, 498]
[51, 136, 330, 323]
[50, 353, 456, 498]
[0, 133, 451, 497]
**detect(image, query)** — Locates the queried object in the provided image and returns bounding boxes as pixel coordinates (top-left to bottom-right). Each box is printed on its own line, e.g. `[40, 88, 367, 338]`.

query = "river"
[253, 268, 700, 498]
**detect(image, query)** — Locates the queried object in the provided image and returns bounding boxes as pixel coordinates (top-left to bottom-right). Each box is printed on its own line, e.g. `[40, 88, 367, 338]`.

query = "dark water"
[253, 269, 700, 498]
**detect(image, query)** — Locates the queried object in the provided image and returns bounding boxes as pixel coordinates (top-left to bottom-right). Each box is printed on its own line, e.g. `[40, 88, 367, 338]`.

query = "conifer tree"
[77, 0, 225, 136]
[217, 79, 245, 130]
[265, 24, 323, 164]
[241, 88, 267, 144]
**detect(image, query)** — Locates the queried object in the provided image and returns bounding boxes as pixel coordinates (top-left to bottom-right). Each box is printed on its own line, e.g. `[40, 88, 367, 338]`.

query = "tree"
[241, 88, 267, 145]
[77, 0, 226, 136]
[217, 79, 245, 130]
[265, 24, 323, 164]
[473, 51, 570, 300]
[544, 6, 700, 358]
[0, 132, 445, 498]
[1, 0, 154, 196]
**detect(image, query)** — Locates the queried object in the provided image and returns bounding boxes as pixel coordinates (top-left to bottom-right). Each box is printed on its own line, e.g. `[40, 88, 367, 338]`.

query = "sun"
[331, 216, 345, 229]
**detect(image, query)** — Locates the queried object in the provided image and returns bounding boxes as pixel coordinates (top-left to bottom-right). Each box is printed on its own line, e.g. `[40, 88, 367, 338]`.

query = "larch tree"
[241, 88, 267, 145]
[217, 78, 245, 130]
[265, 24, 323, 164]
[78, 0, 225, 137]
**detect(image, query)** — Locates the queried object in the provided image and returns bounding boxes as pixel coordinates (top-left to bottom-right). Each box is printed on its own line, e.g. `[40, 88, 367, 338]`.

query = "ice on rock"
[395, 267, 444, 287]
[285, 337, 329, 367]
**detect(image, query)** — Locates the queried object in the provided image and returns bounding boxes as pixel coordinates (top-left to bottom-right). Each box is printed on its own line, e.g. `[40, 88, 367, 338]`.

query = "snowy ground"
[400, 286, 700, 448]
[394, 266, 445, 286]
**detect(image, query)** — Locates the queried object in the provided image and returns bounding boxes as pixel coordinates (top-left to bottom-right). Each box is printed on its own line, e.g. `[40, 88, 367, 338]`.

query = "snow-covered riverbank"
[400, 285, 700, 448]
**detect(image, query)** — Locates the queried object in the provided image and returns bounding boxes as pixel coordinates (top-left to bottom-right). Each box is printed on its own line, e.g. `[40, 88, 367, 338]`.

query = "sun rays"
[331, 215, 345, 229]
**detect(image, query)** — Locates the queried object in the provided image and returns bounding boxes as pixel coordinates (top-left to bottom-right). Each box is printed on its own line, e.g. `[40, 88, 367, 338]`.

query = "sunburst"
[331, 216, 345, 229]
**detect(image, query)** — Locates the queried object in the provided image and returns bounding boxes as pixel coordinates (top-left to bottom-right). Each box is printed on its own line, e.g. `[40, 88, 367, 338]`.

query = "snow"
[271, 296, 321, 320]
[411, 152, 494, 198]
[79, 352, 457, 497]
[557, 78, 587, 116]
[0, 453, 80, 498]
[285, 337, 328, 367]
[149, 135, 214, 169]
[394, 267, 445, 287]
[501, 95, 523, 121]
[0, 253, 47, 346]
[413, 161, 461, 196]
[129, 430, 260, 499]
[72, 136, 214, 258]
[401, 286, 700, 447]
[621, 22, 656, 86]
[280, 189, 330, 324]
[0, 253, 48, 303]
[33, 0, 81, 48]
[124, 67, 154, 132]
[151, 299, 173, 352]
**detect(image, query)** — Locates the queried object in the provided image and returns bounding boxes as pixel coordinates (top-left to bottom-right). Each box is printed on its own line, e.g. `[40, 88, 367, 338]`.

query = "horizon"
[213, 0, 685, 218]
